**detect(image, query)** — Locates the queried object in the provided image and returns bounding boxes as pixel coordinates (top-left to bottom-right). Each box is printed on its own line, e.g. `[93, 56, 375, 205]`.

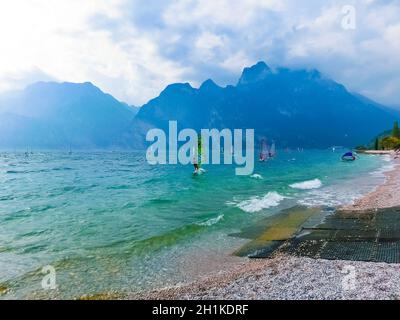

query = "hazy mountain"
[0, 82, 137, 149]
[133, 61, 399, 148]
[0, 62, 398, 150]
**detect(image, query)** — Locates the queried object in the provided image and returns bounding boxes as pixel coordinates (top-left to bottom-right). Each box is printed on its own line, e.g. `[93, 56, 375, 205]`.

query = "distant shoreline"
[357, 150, 395, 155]
[131, 154, 400, 300]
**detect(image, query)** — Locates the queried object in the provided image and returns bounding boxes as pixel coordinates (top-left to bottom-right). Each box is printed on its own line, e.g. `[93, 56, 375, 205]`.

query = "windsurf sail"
[270, 141, 276, 157]
[192, 135, 203, 168]
[198, 136, 203, 167]
[259, 139, 269, 161]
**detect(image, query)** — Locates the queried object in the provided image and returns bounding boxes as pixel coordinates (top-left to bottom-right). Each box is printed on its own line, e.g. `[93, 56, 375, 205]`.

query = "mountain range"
[0, 82, 138, 149]
[0, 61, 398, 149]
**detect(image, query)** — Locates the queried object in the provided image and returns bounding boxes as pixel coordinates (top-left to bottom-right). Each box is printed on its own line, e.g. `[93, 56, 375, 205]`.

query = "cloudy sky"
[0, 0, 399, 106]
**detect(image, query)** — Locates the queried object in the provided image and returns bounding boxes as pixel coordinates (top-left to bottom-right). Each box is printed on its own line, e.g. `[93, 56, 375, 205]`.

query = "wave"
[52, 167, 73, 171]
[90, 213, 225, 255]
[6, 168, 59, 174]
[6, 170, 20, 174]
[297, 189, 360, 207]
[61, 184, 98, 193]
[0, 195, 14, 201]
[369, 165, 394, 178]
[250, 174, 263, 180]
[107, 185, 131, 190]
[122, 202, 136, 209]
[369, 155, 395, 178]
[236, 192, 286, 213]
[196, 214, 224, 226]
[289, 179, 322, 190]
[147, 198, 178, 205]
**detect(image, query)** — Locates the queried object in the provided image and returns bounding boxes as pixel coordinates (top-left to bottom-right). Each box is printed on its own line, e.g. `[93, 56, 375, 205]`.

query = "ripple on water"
[0, 195, 15, 201]
[3, 205, 55, 222]
[107, 185, 131, 190]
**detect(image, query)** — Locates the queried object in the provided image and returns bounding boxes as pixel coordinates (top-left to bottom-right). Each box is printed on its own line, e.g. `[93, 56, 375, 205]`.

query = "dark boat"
[342, 151, 357, 161]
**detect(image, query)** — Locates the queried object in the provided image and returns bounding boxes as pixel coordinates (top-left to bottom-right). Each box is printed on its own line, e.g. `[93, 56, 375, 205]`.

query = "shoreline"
[131, 253, 400, 300]
[342, 158, 400, 211]
[131, 154, 400, 300]
[357, 150, 395, 155]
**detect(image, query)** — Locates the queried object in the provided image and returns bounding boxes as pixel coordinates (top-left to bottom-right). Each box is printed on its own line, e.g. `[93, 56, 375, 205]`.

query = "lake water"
[0, 150, 392, 298]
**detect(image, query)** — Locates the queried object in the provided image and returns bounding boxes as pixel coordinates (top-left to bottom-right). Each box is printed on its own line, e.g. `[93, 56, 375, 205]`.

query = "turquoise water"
[0, 150, 391, 298]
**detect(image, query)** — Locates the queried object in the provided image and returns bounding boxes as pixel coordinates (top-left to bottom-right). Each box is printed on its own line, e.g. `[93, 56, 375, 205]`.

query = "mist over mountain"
[0, 62, 398, 149]
[133, 61, 399, 148]
[0, 82, 138, 149]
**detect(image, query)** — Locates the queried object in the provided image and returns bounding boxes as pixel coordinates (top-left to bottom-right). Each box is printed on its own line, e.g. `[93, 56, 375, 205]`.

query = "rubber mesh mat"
[241, 206, 400, 263]
[280, 207, 400, 263]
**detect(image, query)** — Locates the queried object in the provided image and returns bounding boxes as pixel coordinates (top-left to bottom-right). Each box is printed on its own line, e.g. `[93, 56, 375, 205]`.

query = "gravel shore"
[133, 254, 400, 300]
[132, 155, 400, 300]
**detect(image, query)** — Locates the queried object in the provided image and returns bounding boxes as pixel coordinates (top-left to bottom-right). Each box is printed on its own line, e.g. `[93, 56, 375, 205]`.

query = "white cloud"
[0, 0, 399, 106]
[163, 0, 284, 29]
[219, 52, 253, 73]
[0, 0, 188, 104]
[195, 32, 225, 51]
[0, 68, 56, 93]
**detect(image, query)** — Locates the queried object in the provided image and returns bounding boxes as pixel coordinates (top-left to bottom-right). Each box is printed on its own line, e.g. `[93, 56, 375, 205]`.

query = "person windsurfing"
[259, 139, 269, 162]
[193, 134, 204, 174]
[270, 140, 276, 158]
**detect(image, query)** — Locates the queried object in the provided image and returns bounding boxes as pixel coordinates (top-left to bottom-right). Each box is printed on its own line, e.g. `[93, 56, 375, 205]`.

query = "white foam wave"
[196, 214, 224, 226]
[289, 179, 322, 190]
[225, 201, 237, 206]
[236, 192, 286, 213]
[370, 165, 394, 178]
[298, 156, 395, 208]
[250, 174, 263, 180]
[369, 158, 395, 178]
[297, 189, 360, 207]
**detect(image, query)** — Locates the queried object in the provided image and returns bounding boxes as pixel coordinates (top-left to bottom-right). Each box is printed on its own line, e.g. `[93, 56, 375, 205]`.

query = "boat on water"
[341, 151, 357, 161]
